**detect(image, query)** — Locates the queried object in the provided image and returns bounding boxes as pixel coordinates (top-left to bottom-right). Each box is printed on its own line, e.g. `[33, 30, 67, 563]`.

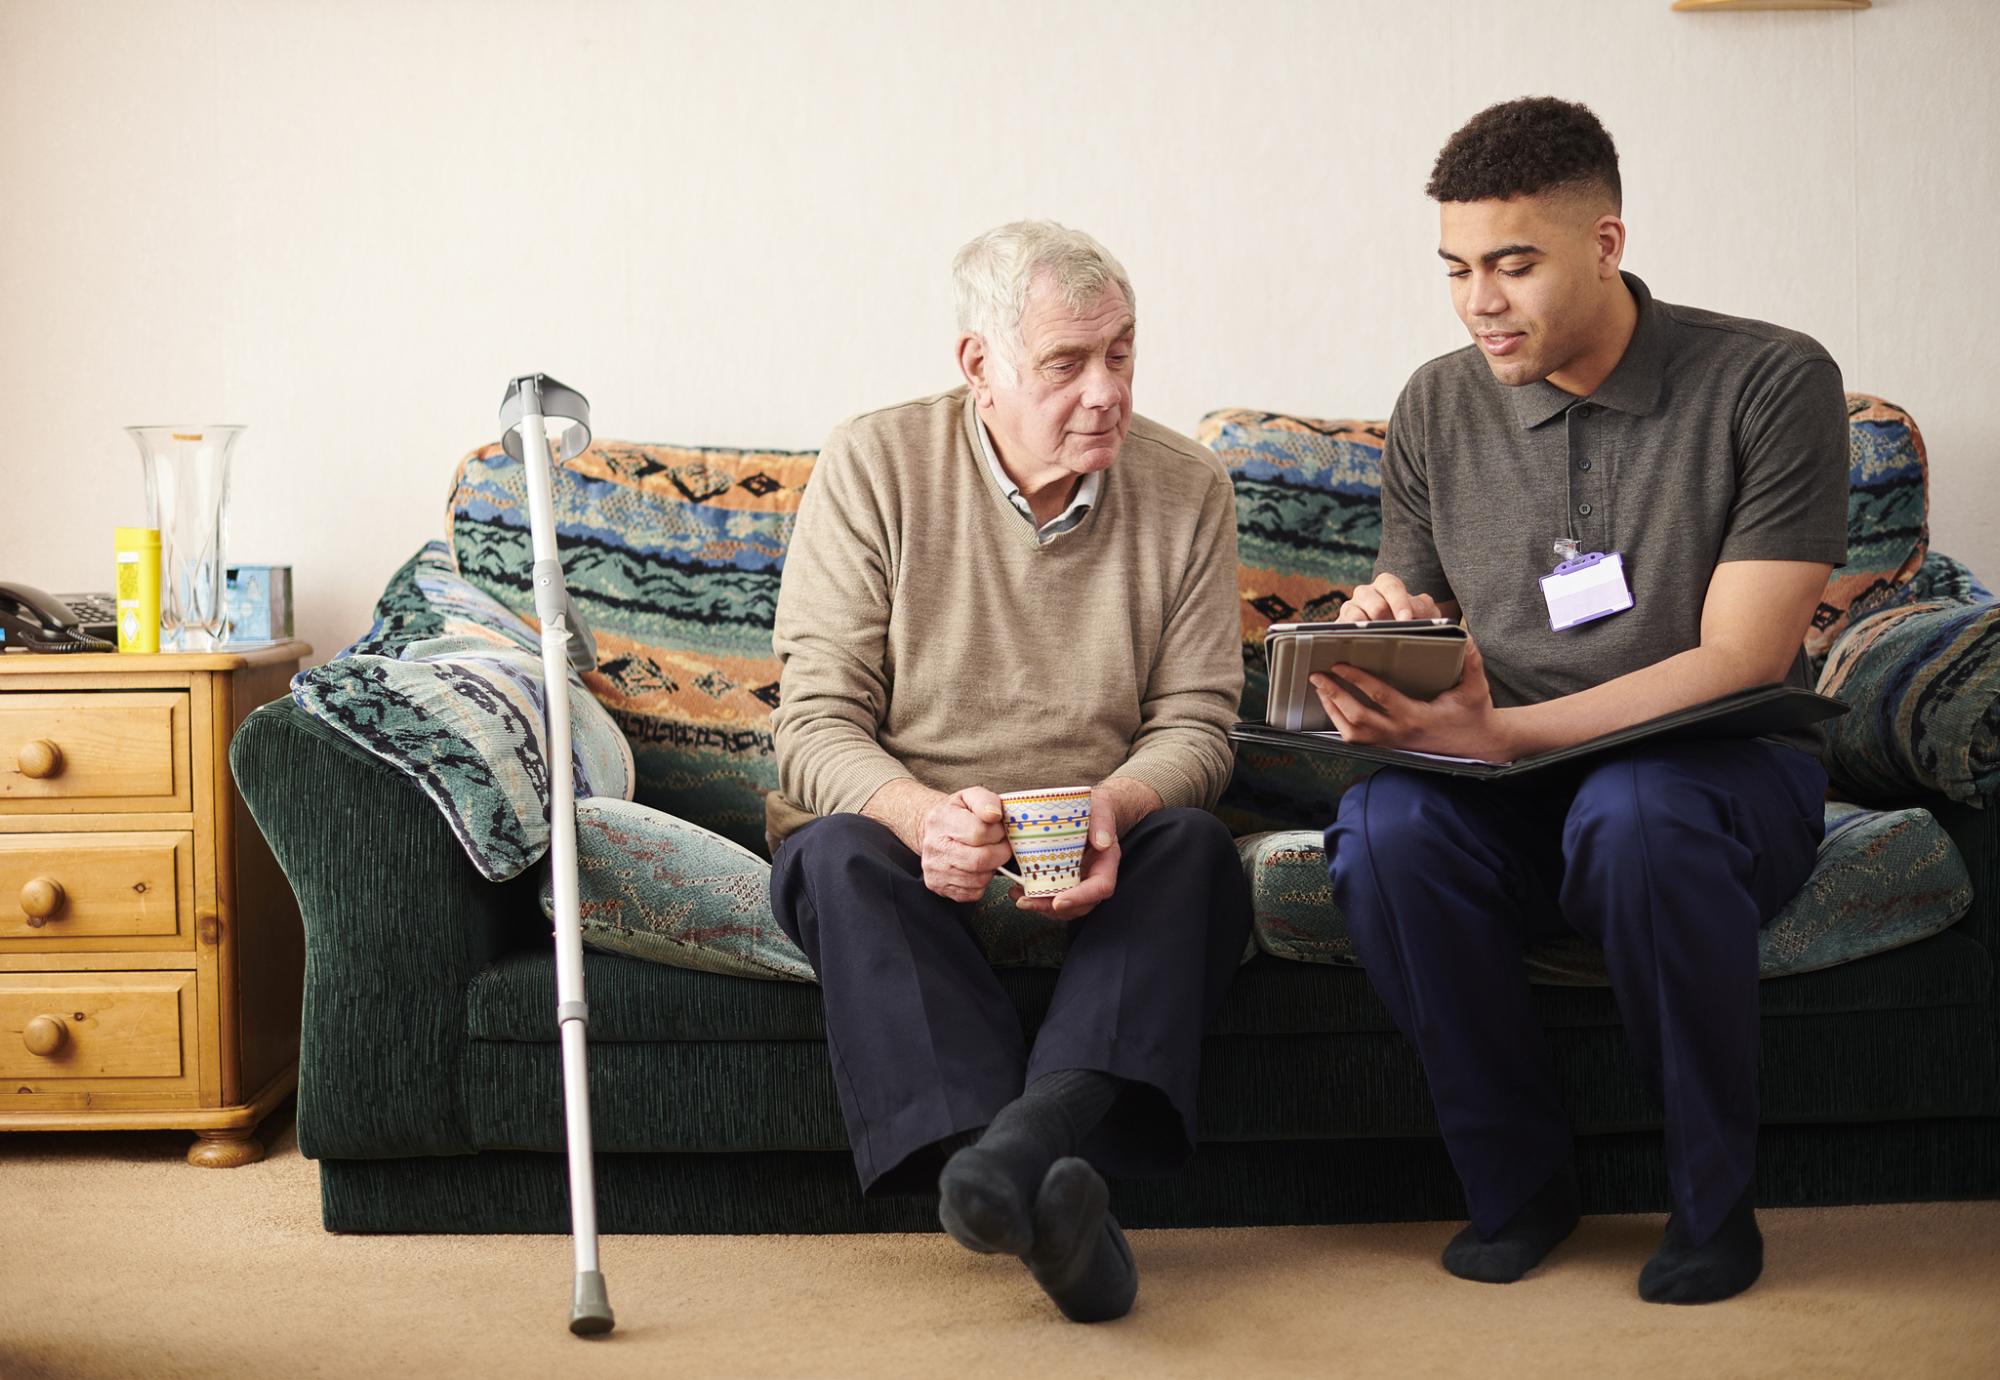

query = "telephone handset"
[0, 583, 116, 653]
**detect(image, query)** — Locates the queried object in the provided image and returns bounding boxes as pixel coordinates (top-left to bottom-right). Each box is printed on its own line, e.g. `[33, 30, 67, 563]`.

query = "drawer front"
[0, 692, 190, 813]
[0, 971, 198, 1089]
[0, 832, 193, 950]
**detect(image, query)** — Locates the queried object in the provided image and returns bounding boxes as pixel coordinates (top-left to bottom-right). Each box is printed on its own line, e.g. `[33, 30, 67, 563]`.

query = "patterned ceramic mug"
[995, 786, 1094, 897]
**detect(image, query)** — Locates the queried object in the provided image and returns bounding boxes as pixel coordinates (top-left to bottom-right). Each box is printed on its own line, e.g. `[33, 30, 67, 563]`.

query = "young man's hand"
[1310, 634, 1516, 762]
[1011, 783, 1123, 921]
[1336, 572, 1453, 623]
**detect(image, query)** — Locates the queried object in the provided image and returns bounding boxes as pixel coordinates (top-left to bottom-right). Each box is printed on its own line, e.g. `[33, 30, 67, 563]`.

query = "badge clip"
[1539, 541, 1633, 631]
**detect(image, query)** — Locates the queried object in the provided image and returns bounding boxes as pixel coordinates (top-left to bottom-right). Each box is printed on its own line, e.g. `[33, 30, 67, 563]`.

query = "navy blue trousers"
[1326, 739, 1827, 1246]
[770, 807, 1252, 1195]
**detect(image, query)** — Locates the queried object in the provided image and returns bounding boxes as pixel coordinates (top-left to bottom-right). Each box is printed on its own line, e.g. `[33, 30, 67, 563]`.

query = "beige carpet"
[3, 1113, 1996, 1380]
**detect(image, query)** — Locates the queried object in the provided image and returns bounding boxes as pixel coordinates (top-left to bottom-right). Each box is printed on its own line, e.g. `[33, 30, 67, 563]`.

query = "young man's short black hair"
[1426, 96, 1621, 210]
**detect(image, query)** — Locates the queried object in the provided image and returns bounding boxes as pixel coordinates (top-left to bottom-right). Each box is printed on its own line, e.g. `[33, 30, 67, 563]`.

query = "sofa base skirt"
[318, 1118, 2000, 1234]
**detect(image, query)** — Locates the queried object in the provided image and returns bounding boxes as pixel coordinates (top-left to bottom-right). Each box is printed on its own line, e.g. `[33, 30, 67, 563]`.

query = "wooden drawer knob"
[17, 739, 64, 779]
[23, 1014, 68, 1057]
[19, 872, 65, 924]
[19, 876, 65, 926]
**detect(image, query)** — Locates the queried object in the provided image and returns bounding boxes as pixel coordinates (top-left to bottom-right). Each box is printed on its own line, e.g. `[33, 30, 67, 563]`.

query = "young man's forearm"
[1494, 642, 1794, 760]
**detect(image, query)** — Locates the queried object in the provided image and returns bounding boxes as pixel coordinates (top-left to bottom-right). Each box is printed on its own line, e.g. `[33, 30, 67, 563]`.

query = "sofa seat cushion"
[1241, 800, 1973, 982]
[466, 918, 1991, 1052]
[1817, 597, 2000, 805]
[448, 439, 816, 855]
[459, 989, 2000, 1155]
[290, 543, 634, 882]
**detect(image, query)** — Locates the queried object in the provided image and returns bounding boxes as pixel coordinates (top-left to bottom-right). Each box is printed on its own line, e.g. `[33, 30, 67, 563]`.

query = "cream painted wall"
[3, 0, 1995, 665]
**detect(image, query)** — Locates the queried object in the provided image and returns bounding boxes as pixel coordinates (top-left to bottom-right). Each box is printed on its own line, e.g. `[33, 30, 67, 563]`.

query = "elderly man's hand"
[1012, 784, 1122, 921]
[916, 786, 1014, 903]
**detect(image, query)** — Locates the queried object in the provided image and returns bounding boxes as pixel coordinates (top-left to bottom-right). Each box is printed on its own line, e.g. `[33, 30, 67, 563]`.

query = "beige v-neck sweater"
[767, 387, 1242, 843]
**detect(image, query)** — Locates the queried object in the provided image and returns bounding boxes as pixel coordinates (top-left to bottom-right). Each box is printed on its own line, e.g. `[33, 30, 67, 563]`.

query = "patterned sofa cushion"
[448, 440, 814, 856]
[1904, 550, 1994, 606]
[1196, 410, 1386, 833]
[291, 543, 635, 883]
[1817, 597, 2000, 805]
[545, 798, 811, 981]
[1809, 395, 1931, 658]
[1239, 800, 1972, 982]
[341, 541, 511, 655]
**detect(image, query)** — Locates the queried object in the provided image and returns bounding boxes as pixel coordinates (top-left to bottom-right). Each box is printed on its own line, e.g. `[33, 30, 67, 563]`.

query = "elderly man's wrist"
[1098, 776, 1163, 837]
[860, 777, 941, 851]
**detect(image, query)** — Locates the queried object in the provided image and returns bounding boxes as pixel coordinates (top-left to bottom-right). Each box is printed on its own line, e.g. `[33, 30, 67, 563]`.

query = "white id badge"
[1540, 551, 1633, 631]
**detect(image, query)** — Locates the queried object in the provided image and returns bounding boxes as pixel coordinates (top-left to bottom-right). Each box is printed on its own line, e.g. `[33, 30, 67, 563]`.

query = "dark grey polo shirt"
[1376, 272, 1849, 739]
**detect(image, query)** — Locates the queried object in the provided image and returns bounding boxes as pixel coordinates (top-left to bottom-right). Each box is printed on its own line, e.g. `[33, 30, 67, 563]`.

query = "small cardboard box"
[225, 564, 293, 643]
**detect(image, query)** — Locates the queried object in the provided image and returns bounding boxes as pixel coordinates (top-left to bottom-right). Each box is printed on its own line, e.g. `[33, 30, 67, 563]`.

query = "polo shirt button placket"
[1566, 403, 1603, 549]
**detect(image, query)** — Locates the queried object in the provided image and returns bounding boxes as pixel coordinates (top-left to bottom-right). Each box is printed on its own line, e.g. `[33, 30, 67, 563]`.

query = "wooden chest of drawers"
[0, 642, 309, 1165]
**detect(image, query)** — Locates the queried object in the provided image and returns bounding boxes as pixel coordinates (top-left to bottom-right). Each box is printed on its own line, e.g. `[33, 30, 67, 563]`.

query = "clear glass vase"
[126, 425, 242, 650]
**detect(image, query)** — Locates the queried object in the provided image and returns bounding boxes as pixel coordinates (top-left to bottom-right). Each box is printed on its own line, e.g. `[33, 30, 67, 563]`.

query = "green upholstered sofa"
[230, 395, 2000, 1233]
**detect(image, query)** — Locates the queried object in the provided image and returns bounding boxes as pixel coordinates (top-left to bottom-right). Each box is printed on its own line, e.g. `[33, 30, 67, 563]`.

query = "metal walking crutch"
[499, 373, 615, 1336]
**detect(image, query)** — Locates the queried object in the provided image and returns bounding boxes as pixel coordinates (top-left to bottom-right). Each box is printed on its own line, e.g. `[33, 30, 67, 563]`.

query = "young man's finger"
[1313, 670, 1384, 721]
[1313, 680, 1371, 740]
[1373, 573, 1416, 620]
[1342, 586, 1390, 622]
[1328, 663, 1403, 714]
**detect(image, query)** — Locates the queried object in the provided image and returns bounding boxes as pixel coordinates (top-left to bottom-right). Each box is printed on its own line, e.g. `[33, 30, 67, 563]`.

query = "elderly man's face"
[980, 278, 1135, 481]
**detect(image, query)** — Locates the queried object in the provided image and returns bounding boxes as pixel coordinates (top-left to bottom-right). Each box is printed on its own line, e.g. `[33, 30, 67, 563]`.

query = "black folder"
[1229, 684, 1849, 779]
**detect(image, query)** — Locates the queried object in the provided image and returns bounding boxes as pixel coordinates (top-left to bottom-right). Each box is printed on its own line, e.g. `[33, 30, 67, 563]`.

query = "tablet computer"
[1264, 619, 1469, 731]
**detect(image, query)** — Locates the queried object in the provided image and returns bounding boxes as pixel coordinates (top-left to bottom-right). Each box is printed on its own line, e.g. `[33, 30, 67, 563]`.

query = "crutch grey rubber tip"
[569, 1271, 615, 1336]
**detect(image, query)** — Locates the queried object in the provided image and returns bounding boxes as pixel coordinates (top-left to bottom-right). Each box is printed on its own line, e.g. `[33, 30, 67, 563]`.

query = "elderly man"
[766, 220, 1251, 1323]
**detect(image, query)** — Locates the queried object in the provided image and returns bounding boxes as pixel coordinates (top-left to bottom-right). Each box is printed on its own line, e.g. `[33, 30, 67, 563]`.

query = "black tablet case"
[1229, 684, 1849, 779]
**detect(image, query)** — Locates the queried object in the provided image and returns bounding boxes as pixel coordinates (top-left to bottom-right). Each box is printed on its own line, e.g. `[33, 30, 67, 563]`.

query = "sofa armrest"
[230, 695, 544, 1160]
[1924, 789, 2000, 967]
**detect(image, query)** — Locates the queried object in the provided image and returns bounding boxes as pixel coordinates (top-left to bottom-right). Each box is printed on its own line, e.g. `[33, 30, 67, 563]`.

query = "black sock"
[1639, 1184, 1763, 1305]
[1441, 1162, 1581, 1284]
[1024, 1157, 1138, 1323]
[938, 1069, 1123, 1256]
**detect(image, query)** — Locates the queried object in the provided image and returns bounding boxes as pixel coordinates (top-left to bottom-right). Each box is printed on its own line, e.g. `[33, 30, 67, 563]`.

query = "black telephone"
[0, 583, 117, 653]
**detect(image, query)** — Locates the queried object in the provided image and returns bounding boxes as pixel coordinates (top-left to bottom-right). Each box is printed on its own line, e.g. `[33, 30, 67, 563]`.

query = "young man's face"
[1437, 192, 1624, 390]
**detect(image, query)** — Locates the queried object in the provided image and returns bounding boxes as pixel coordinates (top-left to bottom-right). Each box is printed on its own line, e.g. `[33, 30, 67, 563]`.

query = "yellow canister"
[114, 526, 161, 654]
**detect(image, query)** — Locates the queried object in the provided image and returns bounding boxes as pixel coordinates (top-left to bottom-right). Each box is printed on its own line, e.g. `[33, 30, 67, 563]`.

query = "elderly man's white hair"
[953, 220, 1136, 384]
